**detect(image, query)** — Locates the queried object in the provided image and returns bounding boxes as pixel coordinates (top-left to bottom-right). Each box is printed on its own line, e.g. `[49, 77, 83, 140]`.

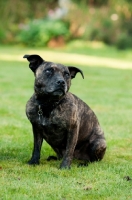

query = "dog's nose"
[56, 80, 65, 86]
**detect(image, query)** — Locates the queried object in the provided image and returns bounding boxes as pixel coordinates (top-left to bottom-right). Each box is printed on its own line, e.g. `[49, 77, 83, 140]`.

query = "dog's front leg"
[60, 124, 79, 169]
[28, 123, 43, 165]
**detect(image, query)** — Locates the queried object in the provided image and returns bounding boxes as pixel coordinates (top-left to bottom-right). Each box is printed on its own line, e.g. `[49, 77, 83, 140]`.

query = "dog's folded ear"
[68, 66, 84, 79]
[23, 54, 44, 72]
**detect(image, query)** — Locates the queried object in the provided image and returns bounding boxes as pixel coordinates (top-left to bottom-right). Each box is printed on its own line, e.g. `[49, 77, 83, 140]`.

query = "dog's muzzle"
[52, 81, 67, 97]
[35, 79, 67, 99]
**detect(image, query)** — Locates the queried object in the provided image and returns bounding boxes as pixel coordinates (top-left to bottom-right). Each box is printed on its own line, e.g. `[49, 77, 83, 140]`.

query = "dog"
[23, 54, 106, 169]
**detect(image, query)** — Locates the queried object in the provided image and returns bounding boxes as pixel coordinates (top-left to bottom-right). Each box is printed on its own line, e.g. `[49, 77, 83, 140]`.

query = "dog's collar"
[37, 97, 65, 120]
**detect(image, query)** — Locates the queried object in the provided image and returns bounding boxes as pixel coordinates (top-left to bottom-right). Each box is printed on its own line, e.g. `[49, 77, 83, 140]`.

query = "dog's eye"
[45, 68, 53, 76]
[64, 72, 70, 78]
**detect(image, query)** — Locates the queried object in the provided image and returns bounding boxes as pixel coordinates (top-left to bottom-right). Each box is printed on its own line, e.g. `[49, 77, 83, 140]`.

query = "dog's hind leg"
[88, 138, 106, 162]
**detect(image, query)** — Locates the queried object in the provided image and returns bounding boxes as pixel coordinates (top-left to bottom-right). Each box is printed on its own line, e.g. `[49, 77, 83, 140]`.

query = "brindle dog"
[23, 54, 106, 169]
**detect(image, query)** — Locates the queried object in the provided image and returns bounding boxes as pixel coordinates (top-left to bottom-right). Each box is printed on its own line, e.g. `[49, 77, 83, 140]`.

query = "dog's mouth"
[35, 87, 66, 101]
[52, 89, 65, 96]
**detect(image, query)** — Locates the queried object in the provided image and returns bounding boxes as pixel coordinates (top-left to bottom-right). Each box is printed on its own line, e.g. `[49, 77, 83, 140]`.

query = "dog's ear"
[68, 66, 84, 79]
[23, 54, 44, 72]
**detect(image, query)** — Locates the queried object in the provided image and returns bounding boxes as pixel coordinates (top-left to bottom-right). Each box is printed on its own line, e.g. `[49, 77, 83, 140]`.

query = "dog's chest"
[40, 112, 68, 144]
[27, 104, 68, 137]
[40, 114, 67, 132]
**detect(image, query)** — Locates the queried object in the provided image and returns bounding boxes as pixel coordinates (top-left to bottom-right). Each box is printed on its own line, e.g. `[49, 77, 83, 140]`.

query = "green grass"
[0, 45, 132, 200]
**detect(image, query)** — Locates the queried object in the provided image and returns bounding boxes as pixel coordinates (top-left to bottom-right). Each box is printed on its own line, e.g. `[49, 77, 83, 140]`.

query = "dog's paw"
[60, 165, 71, 170]
[28, 159, 40, 165]
[60, 161, 71, 170]
[47, 156, 58, 161]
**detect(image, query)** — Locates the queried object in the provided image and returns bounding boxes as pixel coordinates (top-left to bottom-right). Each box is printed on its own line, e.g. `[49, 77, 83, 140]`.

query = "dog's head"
[23, 54, 84, 101]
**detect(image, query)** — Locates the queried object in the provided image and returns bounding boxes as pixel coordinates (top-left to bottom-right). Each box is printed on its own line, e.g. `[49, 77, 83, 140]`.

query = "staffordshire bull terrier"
[23, 54, 106, 169]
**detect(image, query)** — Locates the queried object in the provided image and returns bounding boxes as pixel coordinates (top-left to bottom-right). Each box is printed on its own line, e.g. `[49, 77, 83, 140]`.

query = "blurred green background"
[0, 0, 132, 49]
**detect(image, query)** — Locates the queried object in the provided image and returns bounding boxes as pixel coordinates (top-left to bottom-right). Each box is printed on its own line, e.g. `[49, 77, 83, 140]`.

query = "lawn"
[0, 44, 132, 200]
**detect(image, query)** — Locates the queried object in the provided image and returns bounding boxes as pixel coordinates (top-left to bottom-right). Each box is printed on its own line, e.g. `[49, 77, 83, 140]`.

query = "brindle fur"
[24, 54, 106, 169]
